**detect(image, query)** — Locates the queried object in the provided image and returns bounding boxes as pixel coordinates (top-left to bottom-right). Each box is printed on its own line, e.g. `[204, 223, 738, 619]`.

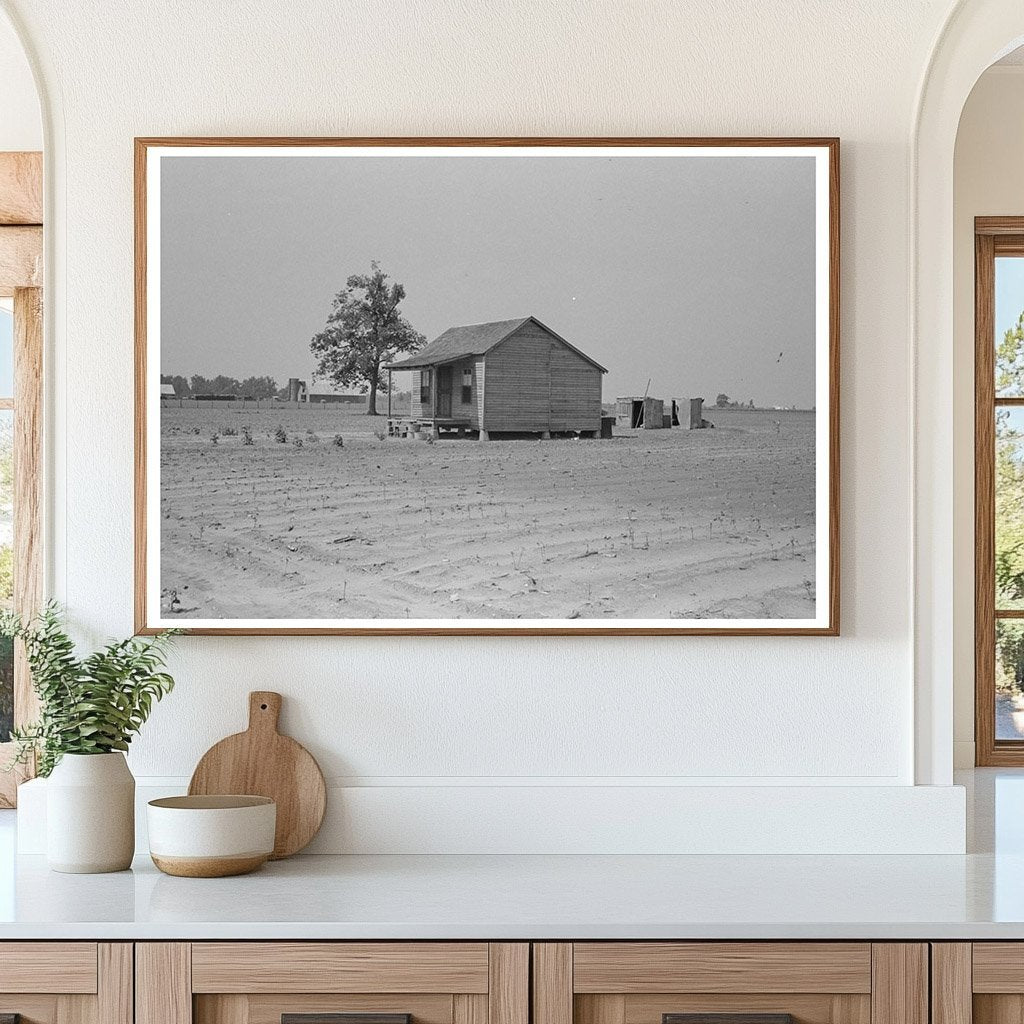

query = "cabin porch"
[388, 416, 474, 439]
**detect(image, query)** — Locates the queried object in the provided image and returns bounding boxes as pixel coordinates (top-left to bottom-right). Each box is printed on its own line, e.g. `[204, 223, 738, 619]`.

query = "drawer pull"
[664, 1016, 794, 1024]
[283, 1016, 411, 1024]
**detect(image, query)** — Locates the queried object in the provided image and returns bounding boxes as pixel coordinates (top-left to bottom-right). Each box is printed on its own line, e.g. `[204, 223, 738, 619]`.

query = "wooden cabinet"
[136, 944, 528, 1024]
[532, 944, 929, 1024]
[0, 937, 966, 1024]
[0, 943, 132, 1024]
[932, 943, 1024, 1024]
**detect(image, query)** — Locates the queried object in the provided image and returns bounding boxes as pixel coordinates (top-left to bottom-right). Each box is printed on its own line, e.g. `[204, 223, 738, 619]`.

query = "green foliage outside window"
[996, 311, 1024, 694]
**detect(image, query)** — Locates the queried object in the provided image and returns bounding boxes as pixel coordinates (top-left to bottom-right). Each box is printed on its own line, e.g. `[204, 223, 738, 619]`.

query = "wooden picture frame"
[135, 137, 840, 636]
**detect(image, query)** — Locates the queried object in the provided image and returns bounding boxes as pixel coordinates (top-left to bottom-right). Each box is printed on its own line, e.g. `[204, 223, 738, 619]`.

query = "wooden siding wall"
[483, 322, 602, 433]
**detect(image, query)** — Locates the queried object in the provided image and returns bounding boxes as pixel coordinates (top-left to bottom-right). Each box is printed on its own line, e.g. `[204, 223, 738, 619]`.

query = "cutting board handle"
[248, 691, 282, 734]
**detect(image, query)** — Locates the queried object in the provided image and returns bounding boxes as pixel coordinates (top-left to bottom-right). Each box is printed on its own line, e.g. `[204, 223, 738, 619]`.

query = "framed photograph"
[135, 137, 839, 636]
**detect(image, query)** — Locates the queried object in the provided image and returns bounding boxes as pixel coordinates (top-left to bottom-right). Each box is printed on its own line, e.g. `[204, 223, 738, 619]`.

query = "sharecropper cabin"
[384, 316, 607, 439]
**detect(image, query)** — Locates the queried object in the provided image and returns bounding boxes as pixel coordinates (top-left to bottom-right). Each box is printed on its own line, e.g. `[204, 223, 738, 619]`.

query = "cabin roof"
[384, 316, 607, 372]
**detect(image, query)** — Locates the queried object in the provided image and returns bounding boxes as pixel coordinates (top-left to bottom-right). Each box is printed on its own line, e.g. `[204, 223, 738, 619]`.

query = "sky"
[997, 257, 1024, 341]
[0, 309, 13, 397]
[160, 152, 818, 408]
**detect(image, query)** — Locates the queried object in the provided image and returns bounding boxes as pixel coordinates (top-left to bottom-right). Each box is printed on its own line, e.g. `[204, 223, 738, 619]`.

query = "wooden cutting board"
[188, 691, 327, 859]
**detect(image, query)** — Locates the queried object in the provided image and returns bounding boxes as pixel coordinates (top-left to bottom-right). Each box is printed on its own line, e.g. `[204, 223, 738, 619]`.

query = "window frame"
[419, 368, 432, 406]
[0, 287, 43, 806]
[0, 151, 44, 807]
[461, 367, 473, 406]
[975, 217, 1024, 765]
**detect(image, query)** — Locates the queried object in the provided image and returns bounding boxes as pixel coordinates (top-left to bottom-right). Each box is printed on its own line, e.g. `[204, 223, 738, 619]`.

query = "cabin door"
[436, 365, 453, 417]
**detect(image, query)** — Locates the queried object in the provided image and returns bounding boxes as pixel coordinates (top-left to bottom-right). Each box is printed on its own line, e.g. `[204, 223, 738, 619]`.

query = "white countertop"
[1, 769, 1021, 941]
[0, 848, 1022, 940]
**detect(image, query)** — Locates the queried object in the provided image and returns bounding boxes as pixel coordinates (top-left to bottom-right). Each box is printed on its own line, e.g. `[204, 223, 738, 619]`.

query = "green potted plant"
[2, 603, 178, 873]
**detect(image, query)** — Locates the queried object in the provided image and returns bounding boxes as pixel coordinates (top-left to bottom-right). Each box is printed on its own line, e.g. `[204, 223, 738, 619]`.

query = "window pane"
[0, 306, 13, 399]
[997, 407, 1024, 609]
[0, 409, 12, 742]
[998, 620, 1024, 740]
[996, 257, 1024, 397]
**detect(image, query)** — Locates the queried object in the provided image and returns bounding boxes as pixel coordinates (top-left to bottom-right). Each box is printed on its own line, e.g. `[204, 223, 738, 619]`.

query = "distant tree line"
[161, 374, 282, 400]
[714, 394, 805, 411]
[715, 394, 757, 409]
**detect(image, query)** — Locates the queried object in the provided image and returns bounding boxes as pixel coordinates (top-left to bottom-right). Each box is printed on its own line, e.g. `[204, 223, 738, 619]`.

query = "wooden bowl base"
[151, 853, 268, 878]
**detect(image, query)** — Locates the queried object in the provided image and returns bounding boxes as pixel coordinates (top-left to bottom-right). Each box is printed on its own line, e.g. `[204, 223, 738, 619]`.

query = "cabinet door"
[534, 944, 927, 1024]
[137, 943, 528, 1024]
[940, 943, 1024, 1024]
[0, 943, 131, 1024]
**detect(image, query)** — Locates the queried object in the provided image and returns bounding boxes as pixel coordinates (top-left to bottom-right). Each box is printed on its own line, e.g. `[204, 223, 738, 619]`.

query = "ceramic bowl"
[147, 795, 276, 877]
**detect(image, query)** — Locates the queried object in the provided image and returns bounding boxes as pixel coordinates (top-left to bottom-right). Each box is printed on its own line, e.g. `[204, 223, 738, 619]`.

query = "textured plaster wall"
[0, 12, 38, 151]
[0, 0, 961, 805]
[953, 67, 1024, 766]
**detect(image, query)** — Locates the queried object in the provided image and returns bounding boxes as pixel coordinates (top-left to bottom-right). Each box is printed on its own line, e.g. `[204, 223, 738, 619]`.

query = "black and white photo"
[136, 139, 838, 634]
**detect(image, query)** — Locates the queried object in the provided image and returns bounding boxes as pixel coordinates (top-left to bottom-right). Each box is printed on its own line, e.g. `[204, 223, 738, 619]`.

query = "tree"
[240, 375, 278, 400]
[996, 313, 1024, 609]
[0, 632, 12, 742]
[189, 374, 212, 396]
[209, 375, 241, 396]
[995, 311, 1024, 692]
[161, 374, 190, 397]
[715, 393, 730, 407]
[310, 262, 425, 415]
[998, 311, 1024, 395]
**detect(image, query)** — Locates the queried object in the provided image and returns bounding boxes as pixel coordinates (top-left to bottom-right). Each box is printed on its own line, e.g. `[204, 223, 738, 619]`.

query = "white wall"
[1, 0, 971, 852]
[952, 66, 1024, 767]
[0, 11, 39, 151]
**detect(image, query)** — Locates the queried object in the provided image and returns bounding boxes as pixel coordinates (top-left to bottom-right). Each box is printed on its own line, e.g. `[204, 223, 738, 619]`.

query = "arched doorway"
[0, 6, 44, 807]
[914, 1, 1024, 785]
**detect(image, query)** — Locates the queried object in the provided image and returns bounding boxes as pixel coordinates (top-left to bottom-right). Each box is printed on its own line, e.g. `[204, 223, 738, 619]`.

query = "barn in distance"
[385, 316, 607, 440]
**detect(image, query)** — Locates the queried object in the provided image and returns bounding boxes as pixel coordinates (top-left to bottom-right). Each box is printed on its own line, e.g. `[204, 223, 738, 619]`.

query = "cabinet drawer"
[0, 943, 130, 1024]
[572, 944, 872, 994]
[935, 942, 1024, 1024]
[973, 944, 1024, 992]
[534, 944, 926, 1024]
[191, 944, 491, 994]
[0, 942, 98, 994]
[139, 943, 528, 1024]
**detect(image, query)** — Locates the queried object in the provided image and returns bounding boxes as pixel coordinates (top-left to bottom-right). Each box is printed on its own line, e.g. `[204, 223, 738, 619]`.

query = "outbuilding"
[385, 316, 607, 439]
[616, 395, 666, 429]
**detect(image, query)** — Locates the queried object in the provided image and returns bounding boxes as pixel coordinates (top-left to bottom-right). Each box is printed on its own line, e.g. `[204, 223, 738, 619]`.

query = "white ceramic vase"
[46, 752, 135, 873]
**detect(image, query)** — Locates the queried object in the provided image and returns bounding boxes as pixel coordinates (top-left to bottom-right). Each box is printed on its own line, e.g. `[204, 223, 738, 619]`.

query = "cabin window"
[420, 369, 431, 405]
[461, 368, 473, 405]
